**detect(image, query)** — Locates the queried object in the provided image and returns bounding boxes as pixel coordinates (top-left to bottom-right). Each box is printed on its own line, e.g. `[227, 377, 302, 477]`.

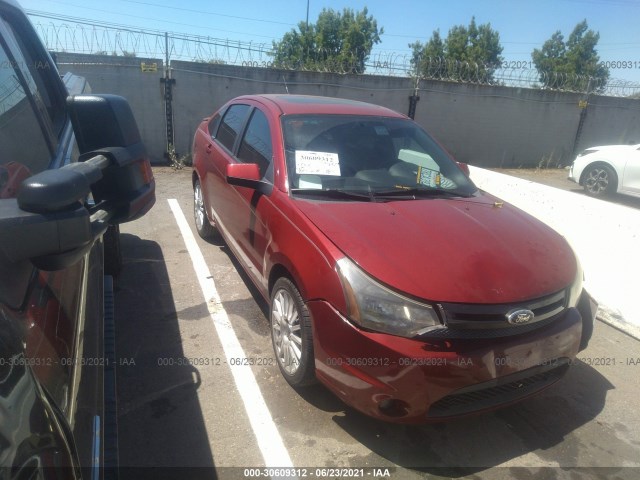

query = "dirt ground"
[491, 167, 580, 191]
[491, 167, 640, 210]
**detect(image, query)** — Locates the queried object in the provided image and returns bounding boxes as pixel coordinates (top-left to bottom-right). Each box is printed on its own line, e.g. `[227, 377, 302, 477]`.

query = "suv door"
[0, 4, 105, 475]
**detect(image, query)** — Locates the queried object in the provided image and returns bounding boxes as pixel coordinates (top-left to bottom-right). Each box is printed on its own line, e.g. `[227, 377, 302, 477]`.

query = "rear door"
[204, 103, 251, 236]
[204, 101, 276, 288]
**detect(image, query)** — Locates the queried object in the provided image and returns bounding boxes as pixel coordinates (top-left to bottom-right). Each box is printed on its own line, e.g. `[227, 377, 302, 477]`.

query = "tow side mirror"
[0, 95, 155, 271]
[68, 94, 155, 224]
[226, 163, 273, 195]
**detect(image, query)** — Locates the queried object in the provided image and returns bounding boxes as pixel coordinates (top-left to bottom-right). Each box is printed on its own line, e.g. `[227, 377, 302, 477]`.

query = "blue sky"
[20, 0, 640, 82]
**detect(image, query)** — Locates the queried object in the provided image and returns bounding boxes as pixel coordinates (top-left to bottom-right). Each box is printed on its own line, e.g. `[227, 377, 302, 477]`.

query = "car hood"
[295, 192, 576, 304]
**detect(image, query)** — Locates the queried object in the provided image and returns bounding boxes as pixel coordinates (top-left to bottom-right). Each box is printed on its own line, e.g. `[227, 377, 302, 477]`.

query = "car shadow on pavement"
[331, 361, 614, 476]
[114, 233, 215, 480]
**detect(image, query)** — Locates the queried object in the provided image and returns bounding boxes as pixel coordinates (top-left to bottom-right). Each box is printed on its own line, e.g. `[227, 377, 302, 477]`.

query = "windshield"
[282, 114, 477, 198]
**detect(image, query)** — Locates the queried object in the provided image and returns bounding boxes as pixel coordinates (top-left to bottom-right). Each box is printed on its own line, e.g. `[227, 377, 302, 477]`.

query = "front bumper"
[309, 298, 586, 423]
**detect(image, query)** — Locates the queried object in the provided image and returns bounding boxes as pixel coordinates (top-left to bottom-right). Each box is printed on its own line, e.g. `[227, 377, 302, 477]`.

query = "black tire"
[194, 178, 215, 239]
[583, 163, 617, 197]
[270, 277, 316, 387]
[104, 225, 122, 277]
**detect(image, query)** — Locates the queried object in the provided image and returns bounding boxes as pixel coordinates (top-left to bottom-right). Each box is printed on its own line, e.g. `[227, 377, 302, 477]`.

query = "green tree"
[408, 30, 444, 76]
[410, 17, 503, 81]
[532, 20, 609, 92]
[271, 7, 382, 74]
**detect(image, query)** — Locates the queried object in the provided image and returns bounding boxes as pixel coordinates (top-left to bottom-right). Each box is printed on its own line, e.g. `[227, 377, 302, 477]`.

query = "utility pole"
[161, 32, 176, 161]
[408, 75, 420, 120]
[306, 0, 309, 28]
[572, 77, 592, 157]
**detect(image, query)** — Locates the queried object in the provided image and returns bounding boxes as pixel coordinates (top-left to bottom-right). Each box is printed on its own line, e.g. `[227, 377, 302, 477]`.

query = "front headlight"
[336, 258, 442, 337]
[567, 252, 584, 308]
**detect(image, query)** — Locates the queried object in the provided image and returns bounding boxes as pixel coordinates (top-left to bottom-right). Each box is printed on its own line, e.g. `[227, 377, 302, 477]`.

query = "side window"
[0, 17, 57, 196]
[237, 109, 273, 180]
[208, 113, 221, 138]
[1, 19, 63, 135]
[216, 104, 250, 152]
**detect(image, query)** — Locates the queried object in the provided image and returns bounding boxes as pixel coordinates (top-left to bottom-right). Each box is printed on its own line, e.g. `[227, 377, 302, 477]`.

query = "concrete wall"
[53, 53, 640, 167]
[414, 81, 583, 167]
[577, 96, 640, 151]
[55, 53, 166, 163]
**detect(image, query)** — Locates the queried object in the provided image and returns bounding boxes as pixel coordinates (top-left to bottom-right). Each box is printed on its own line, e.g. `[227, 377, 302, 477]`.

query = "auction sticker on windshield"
[417, 166, 441, 188]
[295, 150, 341, 176]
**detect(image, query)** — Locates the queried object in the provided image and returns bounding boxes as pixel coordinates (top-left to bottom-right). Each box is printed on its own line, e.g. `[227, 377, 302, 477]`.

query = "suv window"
[0, 17, 56, 186]
[238, 109, 273, 180]
[216, 104, 249, 152]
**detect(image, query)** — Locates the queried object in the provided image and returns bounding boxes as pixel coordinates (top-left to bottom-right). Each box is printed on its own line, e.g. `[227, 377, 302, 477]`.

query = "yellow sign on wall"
[141, 62, 158, 72]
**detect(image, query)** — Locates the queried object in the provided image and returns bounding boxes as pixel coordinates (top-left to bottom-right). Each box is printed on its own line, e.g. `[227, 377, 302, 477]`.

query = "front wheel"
[194, 179, 216, 239]
[583, 164, 617, 197]
[270, 278, 316, 387]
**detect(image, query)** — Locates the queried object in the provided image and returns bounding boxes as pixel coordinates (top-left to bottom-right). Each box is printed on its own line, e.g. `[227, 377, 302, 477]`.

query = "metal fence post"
[408, 76, 420, 120]
[161, 32, 176, 162]
[572, 77, 592, 157]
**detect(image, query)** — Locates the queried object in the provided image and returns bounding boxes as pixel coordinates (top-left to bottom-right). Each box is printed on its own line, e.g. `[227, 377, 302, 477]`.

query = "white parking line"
[168, 199, 295, 474]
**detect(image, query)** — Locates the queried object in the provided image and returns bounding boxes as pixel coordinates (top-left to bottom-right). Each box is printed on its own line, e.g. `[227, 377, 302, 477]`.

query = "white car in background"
[569, 144, 640, 198]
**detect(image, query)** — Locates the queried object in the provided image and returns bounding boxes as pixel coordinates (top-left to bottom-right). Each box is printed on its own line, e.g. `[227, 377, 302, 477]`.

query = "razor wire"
[31, 20, 640, 98]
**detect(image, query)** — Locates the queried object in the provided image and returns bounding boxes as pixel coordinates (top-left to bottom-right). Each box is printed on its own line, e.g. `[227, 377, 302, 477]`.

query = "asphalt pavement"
[113, 166, 640, 480]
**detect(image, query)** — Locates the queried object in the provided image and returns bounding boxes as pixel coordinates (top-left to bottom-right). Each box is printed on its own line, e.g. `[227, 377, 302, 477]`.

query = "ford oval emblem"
[507, 309, 535, 325]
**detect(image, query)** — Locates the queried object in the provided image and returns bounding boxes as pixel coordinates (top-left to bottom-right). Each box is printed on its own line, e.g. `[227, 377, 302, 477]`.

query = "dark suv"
[0, 0, 154, 477]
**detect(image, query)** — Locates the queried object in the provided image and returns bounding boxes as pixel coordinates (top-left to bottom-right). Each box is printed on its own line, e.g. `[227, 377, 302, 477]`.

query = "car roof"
[233, 94, 406, 118]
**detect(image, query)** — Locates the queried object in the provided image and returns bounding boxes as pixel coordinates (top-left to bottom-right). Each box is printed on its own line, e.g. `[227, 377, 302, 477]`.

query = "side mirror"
[0, 95, 155, 272]
[68, 94, 155, 224]
[456, 162, 470, 177]
[226, 163, 273, 195]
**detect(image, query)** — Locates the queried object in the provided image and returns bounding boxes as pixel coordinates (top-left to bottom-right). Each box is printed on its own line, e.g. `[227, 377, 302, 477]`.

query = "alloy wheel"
[271, 288, 303, 375]
[584, 168, 610, 195]
[194, 182, 205, 230]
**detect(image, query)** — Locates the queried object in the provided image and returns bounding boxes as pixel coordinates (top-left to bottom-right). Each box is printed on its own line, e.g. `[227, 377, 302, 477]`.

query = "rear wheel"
[270, 278, 316, 387]
[194, 179, 215, 239]
[583, 164, 617, 197]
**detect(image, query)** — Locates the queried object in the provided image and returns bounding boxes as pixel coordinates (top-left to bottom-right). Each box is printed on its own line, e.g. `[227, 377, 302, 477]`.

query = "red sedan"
[192, 94, 596, 423]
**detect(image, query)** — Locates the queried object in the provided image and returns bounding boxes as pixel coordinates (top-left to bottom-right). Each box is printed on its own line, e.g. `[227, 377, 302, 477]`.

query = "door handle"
[206, 144, 212, 154]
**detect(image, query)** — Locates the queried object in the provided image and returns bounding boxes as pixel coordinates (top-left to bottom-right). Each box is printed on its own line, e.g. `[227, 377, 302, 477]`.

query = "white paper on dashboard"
[295, 150, 341, 176]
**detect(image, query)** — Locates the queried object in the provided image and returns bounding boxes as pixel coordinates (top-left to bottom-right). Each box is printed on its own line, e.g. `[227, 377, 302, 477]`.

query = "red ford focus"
[192, 94, 596, 423]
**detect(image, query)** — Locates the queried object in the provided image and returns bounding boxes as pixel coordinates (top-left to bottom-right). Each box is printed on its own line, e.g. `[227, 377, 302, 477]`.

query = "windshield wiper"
[290, 188, 378, 202]
[370, 187, 471, 199]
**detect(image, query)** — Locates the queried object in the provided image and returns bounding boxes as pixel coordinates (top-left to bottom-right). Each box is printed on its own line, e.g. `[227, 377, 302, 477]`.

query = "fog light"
[377, 398, 409, 417]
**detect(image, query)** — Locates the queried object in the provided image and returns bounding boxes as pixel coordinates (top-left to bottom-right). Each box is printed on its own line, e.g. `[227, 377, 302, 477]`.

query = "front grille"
[427, 360, 570, 418]
[419, 314, 560, 339]
[425, 289, 567, 339]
